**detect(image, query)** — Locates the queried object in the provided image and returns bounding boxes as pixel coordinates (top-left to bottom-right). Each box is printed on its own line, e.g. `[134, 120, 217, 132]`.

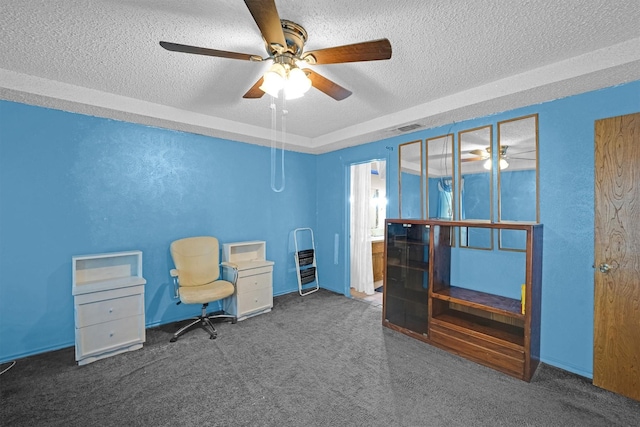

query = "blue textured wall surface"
[1, 81, 639, 376]
[400, 172, 421, 219]
[0, 102, 316, 361]
[314, 80, 639, 378]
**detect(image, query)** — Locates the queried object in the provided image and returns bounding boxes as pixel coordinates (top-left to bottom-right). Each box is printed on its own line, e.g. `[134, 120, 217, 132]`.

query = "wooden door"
[593, 112, 640, 401]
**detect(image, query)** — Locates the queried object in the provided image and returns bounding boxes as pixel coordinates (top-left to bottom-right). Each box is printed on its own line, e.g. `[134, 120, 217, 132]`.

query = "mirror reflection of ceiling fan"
[465, 146, 508, 161]
[159, 0, 392, 101]
[463, 146, 536, 170]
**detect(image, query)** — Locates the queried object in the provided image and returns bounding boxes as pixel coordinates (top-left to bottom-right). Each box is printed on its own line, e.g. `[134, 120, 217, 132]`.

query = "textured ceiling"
[1, 1, 639, 154]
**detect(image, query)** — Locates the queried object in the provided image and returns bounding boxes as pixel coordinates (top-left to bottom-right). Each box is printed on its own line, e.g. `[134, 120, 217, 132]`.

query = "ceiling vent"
[395, 123, 423, 133]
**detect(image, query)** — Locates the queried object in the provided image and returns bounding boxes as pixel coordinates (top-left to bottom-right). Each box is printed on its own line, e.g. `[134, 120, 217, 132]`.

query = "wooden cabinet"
[72, 251, 146, 365]
[372, 240, 385, 282]
[223, 241, 274, 321]
[383, 219, 542, 381]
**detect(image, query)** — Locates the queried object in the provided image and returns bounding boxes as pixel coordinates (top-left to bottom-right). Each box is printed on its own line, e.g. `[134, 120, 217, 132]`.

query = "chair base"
[170, 303, 237, 342]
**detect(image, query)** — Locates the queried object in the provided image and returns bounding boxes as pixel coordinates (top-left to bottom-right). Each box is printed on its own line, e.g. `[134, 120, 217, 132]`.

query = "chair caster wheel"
[232, 319, 237, 324]
[209, 335, 217, 340]
[170, 337, 178, 343]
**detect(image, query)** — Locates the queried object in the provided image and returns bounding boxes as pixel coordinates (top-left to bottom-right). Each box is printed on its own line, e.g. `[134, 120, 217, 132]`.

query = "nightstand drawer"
[237, 265, 273, 278]
[76, 294, 143, 327]
[76, 315, 145, 358]
[236, 272, 272, 295]
[237, 287, 272, 315]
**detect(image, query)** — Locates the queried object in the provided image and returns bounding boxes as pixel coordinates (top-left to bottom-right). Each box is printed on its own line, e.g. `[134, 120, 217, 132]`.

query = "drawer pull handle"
[109, 308, 113, 313]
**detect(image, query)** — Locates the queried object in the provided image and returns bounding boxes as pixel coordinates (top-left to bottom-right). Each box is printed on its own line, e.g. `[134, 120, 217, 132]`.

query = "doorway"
[593, 112, 640, 402]
[349, 160, 386, 306]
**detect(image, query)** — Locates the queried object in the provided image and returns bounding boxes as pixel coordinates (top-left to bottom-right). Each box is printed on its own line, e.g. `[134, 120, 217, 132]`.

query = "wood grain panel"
[429, 327, 525, 380]
[594, 112, 640, 402]
[372, 241, 384, 282]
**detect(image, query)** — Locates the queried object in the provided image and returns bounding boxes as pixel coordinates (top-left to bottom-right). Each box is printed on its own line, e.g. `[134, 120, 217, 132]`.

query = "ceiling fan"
[159, 0, 392, 101]
[465, 146, 537, 162]
[463, 146, 537, 170]
[463, 146, 509, 163]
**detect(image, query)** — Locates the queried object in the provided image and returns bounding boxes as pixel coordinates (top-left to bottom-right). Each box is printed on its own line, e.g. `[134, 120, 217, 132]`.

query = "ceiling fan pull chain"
[270, 96, 285, 192]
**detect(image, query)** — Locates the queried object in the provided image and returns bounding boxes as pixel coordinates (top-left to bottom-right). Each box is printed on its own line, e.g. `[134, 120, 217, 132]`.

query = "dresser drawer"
[429, 322, 525, 378]
[76, 315, 145, 359]
[236, 272, 272, 295]
[76, 294, 143, 327]
[237, 287, 272, 316]
[237, 265, 273, 278]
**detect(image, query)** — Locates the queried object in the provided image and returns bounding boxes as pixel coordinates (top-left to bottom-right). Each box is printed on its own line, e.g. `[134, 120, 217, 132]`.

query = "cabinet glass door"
[384, 222, 430, 334]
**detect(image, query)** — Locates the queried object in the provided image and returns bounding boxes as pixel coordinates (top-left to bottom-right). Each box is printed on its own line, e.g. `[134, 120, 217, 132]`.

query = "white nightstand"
[72, 251, 146, 365]
[222, 241, 274, 321]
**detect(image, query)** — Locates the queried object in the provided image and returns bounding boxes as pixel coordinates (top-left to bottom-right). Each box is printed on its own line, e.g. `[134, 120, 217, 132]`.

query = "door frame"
[343, 158, 388, 297]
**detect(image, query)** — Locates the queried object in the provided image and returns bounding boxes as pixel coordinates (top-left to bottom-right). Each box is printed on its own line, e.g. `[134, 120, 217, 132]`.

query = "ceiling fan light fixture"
[285, 67, 312, 99]
[260, 63, 287, 97]
[261, 63, 312, 99]
[483, 158, 510, 170]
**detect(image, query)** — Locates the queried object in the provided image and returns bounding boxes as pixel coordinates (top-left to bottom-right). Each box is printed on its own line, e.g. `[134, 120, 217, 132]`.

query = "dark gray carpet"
[1, 289, 639, 426]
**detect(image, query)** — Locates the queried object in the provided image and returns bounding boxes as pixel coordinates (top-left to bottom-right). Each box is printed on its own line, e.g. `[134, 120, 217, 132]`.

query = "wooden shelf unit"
[383, 219, 542, 381]
[431, 286, 524, 318]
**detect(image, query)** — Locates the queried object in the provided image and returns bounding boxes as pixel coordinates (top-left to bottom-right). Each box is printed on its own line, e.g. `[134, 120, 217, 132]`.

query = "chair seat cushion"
[178, 280, 235, 305]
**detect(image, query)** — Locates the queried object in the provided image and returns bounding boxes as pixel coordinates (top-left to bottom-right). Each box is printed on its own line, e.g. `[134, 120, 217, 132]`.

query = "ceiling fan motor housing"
[269, 20, 308, 57]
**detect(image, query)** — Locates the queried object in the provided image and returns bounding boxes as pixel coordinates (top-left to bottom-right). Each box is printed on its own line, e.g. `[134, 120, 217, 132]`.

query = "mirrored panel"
[458, 126, 493, 222]
[458, 226, 493, 250]
[498, 115, 538, 251]
[458, 126, 493, 249]
[498, 114, 538, 223]
[399, 140, 423, 219]
[500, 229, 527, 251]
[426, 134, 454, 220]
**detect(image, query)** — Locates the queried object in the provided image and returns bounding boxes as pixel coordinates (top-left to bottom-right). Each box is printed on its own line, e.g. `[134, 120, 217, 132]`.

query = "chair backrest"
[170, 236, 221, 287]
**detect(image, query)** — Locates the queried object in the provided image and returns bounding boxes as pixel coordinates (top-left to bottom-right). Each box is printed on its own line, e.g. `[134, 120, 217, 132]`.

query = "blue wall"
[400, 171, 421, 219]
[315, 80, 640, 378]
[0, 102, 316, 361]
[1, 81, 639, 377]
[461, 172, 491, 220]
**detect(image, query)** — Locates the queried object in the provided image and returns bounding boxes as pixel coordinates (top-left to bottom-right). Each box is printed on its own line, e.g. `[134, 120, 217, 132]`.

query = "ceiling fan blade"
[462, 156, 486, 162]
[469, 149, 489, 156]
[509, 156, 536, 160]
[243, 76, 266, 99]
[160, 41, 259, 61]
[306, 70, 352, 101]
[244, 0, 287, 52]
[302, 39, 392, 65]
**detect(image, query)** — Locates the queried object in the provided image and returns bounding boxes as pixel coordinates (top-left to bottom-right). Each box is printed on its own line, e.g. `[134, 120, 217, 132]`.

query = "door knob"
[598, 263, 612, 273]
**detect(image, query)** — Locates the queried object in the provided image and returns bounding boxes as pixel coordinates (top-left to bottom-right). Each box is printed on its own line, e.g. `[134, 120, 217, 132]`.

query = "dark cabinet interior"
[384, 222, 430, 335]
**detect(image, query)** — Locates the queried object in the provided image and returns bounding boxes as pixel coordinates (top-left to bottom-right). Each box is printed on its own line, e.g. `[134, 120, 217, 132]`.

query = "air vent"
[396, 123, 423, 133]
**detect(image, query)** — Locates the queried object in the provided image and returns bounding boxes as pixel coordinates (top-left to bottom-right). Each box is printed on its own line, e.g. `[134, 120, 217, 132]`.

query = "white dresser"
[72, 251, 146, 365]
[223, 241, 274, 321]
